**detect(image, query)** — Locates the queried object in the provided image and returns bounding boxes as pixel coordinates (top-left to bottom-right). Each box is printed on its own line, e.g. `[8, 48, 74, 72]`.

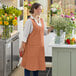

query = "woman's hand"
[19, 42, 26, 57]
[19, 47, 24, 57]
[47, 26, 54, 34]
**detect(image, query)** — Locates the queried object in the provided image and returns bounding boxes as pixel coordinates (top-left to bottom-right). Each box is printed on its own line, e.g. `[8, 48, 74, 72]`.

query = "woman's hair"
[30, 3, 41, 14]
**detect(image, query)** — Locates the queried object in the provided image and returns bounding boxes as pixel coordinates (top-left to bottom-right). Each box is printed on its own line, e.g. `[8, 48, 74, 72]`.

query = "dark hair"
[30, 3, 41, 14]
[27, 15, 31, 19]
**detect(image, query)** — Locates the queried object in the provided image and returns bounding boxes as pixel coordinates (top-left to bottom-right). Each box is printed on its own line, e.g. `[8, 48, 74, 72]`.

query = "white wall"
[36, 0, 48, 25]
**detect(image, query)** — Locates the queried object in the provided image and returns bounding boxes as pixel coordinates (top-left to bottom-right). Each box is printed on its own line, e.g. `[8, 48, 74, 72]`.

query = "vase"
[1, 26, 10, 39]
[0, 25, 3, 37]
[55, 30, 66, 44]
[9, 25, 14, 33]
[55, 35, 61, 44]
[60, 32, 66, 44]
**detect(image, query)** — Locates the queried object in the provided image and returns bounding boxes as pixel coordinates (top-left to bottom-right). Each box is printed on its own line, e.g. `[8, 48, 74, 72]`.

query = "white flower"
[51, 8, 57, 12]
[71, 17, 75, 20]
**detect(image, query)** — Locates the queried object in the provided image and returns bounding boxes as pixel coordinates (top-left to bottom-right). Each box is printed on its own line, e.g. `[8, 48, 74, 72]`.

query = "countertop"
[0, 30, 19, 43]
[49, 43, 76, 48]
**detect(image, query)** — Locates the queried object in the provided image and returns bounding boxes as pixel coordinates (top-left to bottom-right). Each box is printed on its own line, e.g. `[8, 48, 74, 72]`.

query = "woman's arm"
[19, 19, 33, 54]
[23, 19, 33, 42]
[44, 25, 54, 35]
[19, 41, 26, 52]
[43, 19, 54, 35]
[47, 26, 54, 34]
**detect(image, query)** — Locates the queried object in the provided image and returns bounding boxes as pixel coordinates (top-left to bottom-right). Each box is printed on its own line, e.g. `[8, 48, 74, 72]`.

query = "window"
[75, 0, 76, 12]
[18, 0, 24, 21]
[20, 0, 23, 7]
[20, 10, 23, 20]
[52, 0, 75, 14]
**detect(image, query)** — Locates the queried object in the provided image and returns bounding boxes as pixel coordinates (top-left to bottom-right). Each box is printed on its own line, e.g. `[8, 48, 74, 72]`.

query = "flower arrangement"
[0, 5, 22, 17]
[0, 14, 17, 26]
[50, 3, 62, 15]
[0, 5, 22, 39]
[51, 12, 76, 36]
[65, 37, 76, 45]
[24, 1, 34, 10]
[61, 12, 76, 37]
[50, 2, 76, 44]
[51, 16, 71, 36]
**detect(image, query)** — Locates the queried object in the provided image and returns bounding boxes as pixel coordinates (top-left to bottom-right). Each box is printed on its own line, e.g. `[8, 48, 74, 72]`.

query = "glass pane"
[20, 0, 23, 7]
[20, 10, 23, 20]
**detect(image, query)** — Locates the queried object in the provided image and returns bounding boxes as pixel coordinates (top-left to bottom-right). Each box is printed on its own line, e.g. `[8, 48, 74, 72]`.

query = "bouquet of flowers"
[0, 13, 18, 39]
[0, 14, 17, 26]
[51, 16, 70, 36]
[61, 12, 76, 37]
[51, 12, 76, 36]
[0, 5, 22, 39]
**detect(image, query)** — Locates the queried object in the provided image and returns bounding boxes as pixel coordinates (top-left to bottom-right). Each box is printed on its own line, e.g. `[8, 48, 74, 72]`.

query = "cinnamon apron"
[21, 18, 46, 71]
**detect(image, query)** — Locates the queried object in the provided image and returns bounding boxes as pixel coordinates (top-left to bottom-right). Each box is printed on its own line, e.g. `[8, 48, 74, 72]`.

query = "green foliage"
[0, 4, 22, 17]
[51, 16, 76, 36]
[0, 9, 4, 15]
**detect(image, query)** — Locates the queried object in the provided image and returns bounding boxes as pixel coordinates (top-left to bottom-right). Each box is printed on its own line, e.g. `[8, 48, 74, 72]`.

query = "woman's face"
[34, 6, 42, 15]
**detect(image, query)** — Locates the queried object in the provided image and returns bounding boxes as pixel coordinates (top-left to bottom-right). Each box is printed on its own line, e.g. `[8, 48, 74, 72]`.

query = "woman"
[20, 3, 54, 76]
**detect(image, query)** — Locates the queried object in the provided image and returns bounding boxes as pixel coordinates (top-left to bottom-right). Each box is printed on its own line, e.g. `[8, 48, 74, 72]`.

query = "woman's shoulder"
[26, 19, 32, 23]
[25, 19, 33, 25]
[40, 17, 43, 20]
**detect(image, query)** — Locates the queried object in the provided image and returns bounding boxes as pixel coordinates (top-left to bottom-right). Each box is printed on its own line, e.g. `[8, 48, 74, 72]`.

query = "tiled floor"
[10, 66, 24, 76]
[10, 66, 52, 76]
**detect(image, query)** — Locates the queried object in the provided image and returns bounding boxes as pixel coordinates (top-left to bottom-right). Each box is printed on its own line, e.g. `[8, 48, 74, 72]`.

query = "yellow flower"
[7, 17, 9, 20]
[5, 13, 7, 16]
[10, 16, 13, 19]
[13, 19, 17, 22]
[42, 9, 44, 13]
[1, 15, 4, 18]
[0, 21, 2, 25]
[0, 17, 2, 20]
[14, 22, 17, 26]
[4, 21, 9, 25]
[12, 19, 17, 26]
